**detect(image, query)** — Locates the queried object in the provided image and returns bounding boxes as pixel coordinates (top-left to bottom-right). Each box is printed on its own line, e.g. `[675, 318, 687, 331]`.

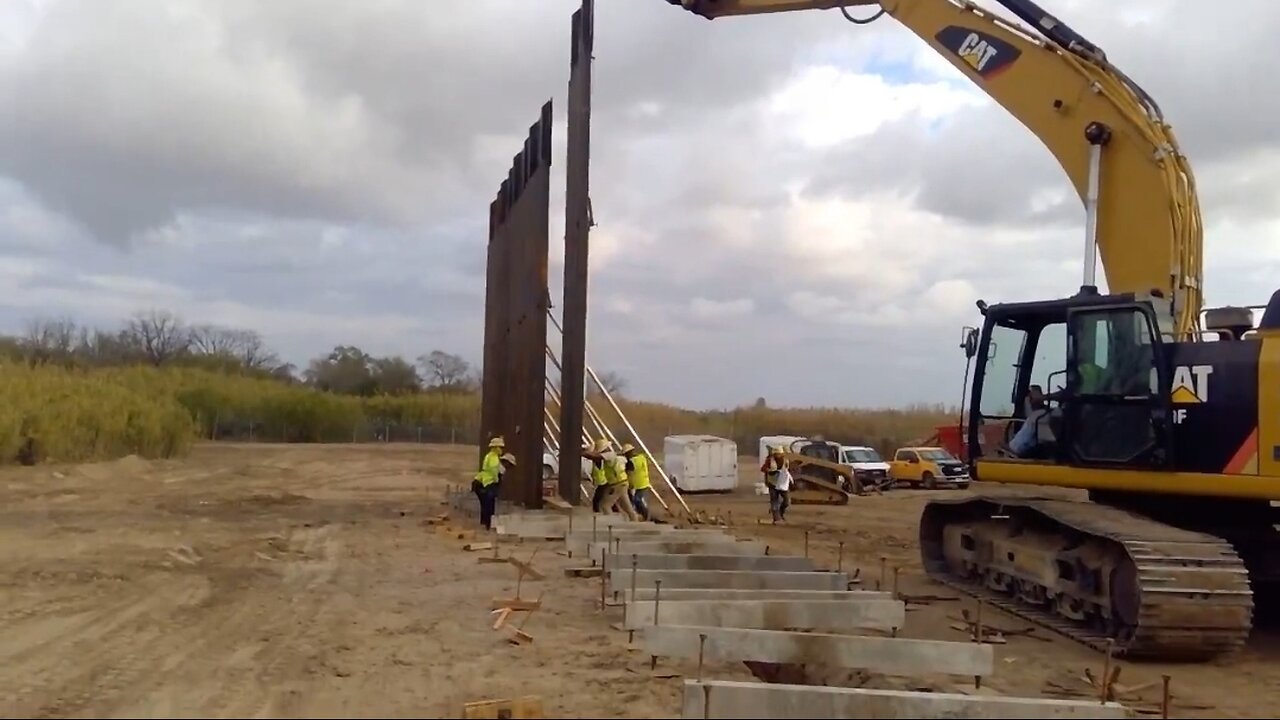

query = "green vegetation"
[0, 310, 957, 465]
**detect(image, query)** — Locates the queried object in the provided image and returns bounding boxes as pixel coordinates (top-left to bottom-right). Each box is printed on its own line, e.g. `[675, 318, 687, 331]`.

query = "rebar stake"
[628, 554, 638, 643]
[650, 580, 662, 670]
[837, 541, 844, 572]
[1161, 674, 1171, 719]
[697, 632, 708, 680]
[1100, 639, 1114, 704]
[612, 537, 623, 602]
[892, 567, 901, 600]
[804, 530, 809, 558]
[598, 547, 606, 611]
[879, 556, 887, 590]
[974, 598, 984, 689]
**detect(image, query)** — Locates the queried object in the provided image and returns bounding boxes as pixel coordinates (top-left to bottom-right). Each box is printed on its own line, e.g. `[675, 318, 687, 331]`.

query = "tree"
[419, 350, 473, 391]
[189, 324, 280, 371]
[124, 309, 190, 366]
[370, 356, 422, 395]
[305, 345, 375, 395]
[21, 316, 79, 364]
[588, 370, 627, 398]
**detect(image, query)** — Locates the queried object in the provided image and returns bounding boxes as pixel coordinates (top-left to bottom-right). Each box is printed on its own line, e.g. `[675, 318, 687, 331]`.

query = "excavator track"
[920, 495, 1254, 661]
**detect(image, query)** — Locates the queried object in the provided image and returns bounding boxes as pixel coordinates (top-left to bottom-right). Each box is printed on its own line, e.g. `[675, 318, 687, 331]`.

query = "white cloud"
[0, 0, 1276, 410]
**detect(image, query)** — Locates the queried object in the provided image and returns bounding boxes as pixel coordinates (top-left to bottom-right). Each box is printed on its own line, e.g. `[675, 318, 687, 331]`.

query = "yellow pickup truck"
[888, 446, 970, 490]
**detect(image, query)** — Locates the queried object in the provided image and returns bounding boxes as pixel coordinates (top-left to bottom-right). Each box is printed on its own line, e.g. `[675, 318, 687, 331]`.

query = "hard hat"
[621, 443, 636, 454]
[593, 438, 611, 453]
[489, 436, 505, 448]
[500, 452, 517, 465]
[771, 445, 784, 454]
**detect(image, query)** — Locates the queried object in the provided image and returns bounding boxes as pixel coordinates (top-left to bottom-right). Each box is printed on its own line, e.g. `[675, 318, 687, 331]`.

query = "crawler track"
[920, 495, 1254, 661]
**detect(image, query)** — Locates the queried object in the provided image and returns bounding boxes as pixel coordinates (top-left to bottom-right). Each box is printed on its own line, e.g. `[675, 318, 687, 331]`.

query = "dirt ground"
[1, 442, 1276, 718]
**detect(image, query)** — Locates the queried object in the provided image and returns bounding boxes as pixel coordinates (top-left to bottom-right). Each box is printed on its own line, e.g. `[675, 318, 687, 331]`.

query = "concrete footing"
[623, 588, 889, 603]
[623, 598, 906, 632]
[609, 569, 849, 593]
[587, 540, 767, 558]
[681, 680, 1128, 719]
[574, 534, 734, 558]
[641, 626, 994, 678]
[603, 553, 814, 572]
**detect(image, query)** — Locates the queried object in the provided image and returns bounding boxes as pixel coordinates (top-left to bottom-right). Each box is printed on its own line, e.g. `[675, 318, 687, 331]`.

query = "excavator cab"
[964, 290, 1174, 476]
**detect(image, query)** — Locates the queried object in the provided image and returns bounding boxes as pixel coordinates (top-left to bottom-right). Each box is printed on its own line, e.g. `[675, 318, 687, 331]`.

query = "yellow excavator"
[662, 0, 1280, 661]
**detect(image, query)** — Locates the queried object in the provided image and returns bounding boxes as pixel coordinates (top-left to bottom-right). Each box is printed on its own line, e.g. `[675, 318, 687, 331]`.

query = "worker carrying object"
[587, 438, 609, 513]
[473, 436, 515, 530]
[623, 443, 651, 521]
[761, 445, 789, 524]
[599, 444, 639, 521]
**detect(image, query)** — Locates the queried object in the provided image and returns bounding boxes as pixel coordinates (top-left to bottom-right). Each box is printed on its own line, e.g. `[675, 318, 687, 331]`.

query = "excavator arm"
[666, 0, 1204, 338]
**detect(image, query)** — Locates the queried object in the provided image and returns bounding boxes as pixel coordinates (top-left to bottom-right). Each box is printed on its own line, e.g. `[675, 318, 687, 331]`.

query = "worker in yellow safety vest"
[587, 439, 609, 513]
[473, 436, 515, 530]
[623, 443, 651, 521]
[599, 443, 638, 521]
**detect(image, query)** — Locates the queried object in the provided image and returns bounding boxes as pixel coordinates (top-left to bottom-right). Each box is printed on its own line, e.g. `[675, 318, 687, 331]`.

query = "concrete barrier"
[682, 680, 1128, 719]
[623, 588, 890, 603]
[641, 626, 994, 678]
[623, 598, 906, 632]
[603, 553, 814, 572]
[609, 569, 849, 594]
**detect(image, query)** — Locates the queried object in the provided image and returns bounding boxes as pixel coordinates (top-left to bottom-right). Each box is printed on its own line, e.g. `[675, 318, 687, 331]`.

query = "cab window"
[895, 449, 917, 462]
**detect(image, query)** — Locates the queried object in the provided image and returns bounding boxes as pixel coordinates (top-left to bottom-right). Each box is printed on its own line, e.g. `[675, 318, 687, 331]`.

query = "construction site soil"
[1, 442, 1275, 718]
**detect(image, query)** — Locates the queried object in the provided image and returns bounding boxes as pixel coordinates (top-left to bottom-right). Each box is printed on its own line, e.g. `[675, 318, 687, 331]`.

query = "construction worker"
[472, 436, 514, 530]
[600, 443, 638, 520]
[761, 445, 787, 523]
[587, 438, 610, 513]
[623, 443, 651, 521]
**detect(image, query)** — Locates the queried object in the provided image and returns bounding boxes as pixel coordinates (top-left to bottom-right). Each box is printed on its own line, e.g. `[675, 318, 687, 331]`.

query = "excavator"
[661, 0, 1280, 662]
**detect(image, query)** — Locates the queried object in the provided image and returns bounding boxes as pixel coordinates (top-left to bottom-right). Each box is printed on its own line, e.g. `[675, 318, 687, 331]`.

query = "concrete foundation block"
[609, 569, 849, 594]
[623, 598, 906, 632]
[682, 680, 1128, 719]
[603, 553, 814, 572]
[642, 626, 994, 678]
[587, 540, 767, 558]
[623, 588, 890, 603]
[571, 532, 732, 558]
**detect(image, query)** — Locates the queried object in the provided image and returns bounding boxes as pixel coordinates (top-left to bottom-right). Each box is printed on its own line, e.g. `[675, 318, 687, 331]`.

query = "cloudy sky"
[0, 0, 1277, 410]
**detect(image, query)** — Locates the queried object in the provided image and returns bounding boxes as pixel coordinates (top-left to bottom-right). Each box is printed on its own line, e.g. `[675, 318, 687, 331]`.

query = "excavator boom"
[667, 0, 1204, 338]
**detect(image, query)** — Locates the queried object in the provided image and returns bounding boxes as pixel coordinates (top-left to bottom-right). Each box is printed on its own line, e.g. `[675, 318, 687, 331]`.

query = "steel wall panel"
[480, 101, 553, 509]
[558, 0, 594, 504]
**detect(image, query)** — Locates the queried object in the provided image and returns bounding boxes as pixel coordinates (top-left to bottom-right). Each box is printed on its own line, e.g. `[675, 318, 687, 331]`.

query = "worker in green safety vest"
[587, 438, 609, 512]
[472, 435, 515, 530]
[600, 443, 638, 521]
[624, 443, 652, 521]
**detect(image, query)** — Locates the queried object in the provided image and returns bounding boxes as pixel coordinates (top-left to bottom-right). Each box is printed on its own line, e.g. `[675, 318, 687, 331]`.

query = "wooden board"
[462, 695, 543, 719]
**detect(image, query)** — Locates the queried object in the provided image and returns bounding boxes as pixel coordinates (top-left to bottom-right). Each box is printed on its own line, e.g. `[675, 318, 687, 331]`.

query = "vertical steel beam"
[558, 0, 594, 505]
[480, 101, 554, 510]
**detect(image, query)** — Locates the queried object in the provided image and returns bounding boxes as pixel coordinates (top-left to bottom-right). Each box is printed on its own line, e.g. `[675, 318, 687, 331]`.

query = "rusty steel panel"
[480, 100, 553, 509]
[557, 0, 594, 505]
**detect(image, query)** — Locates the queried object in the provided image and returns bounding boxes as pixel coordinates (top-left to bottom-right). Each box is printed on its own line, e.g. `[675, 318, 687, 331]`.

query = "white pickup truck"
[839, 445, 892, 490]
